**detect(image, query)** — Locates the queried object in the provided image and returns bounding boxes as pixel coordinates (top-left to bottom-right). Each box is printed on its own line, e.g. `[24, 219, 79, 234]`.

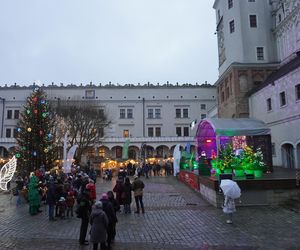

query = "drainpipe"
[0, 98, 5, 138]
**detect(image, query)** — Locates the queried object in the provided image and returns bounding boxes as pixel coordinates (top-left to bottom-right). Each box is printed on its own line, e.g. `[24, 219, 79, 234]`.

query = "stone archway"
[0, 146, 9, 158]
[128, 146, 139, 160]
[281, 143, 295, 168]
[156, 145, 169, 158]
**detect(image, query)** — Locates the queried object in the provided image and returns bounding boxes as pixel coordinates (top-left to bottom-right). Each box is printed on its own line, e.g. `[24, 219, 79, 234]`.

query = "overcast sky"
[0, 0, 218, 86]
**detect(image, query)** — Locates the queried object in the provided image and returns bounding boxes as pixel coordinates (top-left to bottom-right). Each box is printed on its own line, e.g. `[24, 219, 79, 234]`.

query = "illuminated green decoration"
[16, 88, 56, 173]
[211, 145, 265, 177]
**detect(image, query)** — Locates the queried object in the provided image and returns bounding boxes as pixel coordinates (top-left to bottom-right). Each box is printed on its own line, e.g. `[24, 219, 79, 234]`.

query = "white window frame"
[295, 84, 300, 102]
[279, 91, 287, 107]
[249, 14, 257, 28]
[120, 109, 126, 119]
[148, 127, 154, 137]
[256, 47, 264, 61]
[266, 98, 272, 111]
[155, 108, 161, 119]
[148, 109, 154, 119]
[182, 108, 189, 118]
[229, 20, 235, 33]
[127, 109, 133, 119]
[155, 127, 161, 137]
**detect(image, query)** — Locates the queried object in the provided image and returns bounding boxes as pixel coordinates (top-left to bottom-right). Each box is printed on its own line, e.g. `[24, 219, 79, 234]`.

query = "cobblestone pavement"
[0, 176, 300, 250]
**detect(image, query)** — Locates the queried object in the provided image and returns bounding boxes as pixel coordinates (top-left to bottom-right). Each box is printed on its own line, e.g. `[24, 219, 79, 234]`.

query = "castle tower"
[213, 0, 279, 117]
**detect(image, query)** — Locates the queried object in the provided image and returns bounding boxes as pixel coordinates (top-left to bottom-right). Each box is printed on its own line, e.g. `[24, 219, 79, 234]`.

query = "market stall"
[177, 118, 299, 207]
[195, 118, 273, 176]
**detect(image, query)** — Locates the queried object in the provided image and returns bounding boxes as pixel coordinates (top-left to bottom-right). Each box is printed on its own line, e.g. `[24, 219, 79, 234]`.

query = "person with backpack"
[132, 175, 145, 214]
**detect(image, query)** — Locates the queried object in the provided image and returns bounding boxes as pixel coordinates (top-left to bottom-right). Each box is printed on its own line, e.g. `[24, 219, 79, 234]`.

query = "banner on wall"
[122, 139, 130, 160]
[64, 145, 78, 173]
[173, 144, 181, 176]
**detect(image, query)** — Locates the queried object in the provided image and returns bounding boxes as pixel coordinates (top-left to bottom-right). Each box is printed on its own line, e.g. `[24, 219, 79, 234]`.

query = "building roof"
[248, 53, 300, 96]
[197, 118, 270, 137]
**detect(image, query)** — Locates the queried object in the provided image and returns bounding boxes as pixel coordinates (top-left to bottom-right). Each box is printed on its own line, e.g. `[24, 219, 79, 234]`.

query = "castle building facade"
[0, 82, 216, 167]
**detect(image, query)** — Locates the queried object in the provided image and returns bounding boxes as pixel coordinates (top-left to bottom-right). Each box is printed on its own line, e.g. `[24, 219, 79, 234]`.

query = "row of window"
[229, 15, 257, 34]
[266, 84, 300, 111]
[7, 110, 19, 119]
[5, 128, 17, 138]
[228, 0, 255, 9]
[120, 106, 207, 119]
[122, 126, 191, 138]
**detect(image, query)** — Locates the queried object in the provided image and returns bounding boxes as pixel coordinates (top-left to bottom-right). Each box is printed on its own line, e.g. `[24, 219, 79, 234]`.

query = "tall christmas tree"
[16, 88, 56, 174]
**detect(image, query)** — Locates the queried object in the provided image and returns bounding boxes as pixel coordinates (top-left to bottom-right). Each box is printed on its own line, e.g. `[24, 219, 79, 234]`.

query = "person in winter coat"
[86, 179, 97, 203]
[107, 191, 120, 214]
[122, 177, 132, 214]
[107, 191, 120, 242]
[132, 175, 145, 214]
[89, 201, 109, 250]
[46, 176, 57, 221]
[113, 178, 125, 206]
[222, 195, 236, 224]
[77, 190, 92, 245]
[100, 193, 117, 250]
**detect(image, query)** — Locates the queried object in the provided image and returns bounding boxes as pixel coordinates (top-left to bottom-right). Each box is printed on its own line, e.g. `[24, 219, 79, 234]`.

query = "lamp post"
[141, 142, 146, 167]
[0, 97, 5, 138]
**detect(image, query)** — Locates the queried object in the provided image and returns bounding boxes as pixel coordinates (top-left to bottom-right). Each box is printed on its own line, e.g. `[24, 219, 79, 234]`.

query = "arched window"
[281, 143, 295, 168]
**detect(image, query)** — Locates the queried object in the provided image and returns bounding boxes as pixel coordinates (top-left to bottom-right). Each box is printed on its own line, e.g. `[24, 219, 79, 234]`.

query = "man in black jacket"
[77, 190, 92, 245]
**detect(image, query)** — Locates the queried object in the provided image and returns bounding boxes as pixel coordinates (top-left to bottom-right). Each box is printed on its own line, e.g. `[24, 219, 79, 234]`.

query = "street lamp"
[141, 143, 146, 166]
[0, 97, 5, 138]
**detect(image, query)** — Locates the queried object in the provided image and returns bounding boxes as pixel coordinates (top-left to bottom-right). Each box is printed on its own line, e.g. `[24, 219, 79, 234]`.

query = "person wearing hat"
[100, 193, 117, 249]
[132, 175, 145, 214]
[86, 179, 96, 203]
[89, 201, 108, 250]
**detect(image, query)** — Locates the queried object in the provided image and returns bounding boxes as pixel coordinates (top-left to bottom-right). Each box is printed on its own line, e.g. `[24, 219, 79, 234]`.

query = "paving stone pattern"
[0, 176, 300, 250]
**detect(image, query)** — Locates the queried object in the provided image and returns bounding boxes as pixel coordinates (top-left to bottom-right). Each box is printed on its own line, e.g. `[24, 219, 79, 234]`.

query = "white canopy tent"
[200, 118, 271, 137]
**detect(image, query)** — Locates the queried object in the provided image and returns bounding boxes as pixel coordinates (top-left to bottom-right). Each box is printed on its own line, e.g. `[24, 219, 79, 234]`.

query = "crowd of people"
[13, 164, 145, 250]
[102, 161, 174, 182]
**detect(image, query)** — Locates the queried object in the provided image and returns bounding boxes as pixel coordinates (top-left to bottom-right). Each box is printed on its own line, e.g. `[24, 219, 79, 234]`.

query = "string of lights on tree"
[16, 87, 56, 173]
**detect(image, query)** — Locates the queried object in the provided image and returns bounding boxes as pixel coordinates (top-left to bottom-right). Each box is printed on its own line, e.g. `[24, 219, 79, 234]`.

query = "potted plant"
[242, 146, 255, 175]
[218, 144, 234, 174]
[252, 148, 264, 178]
[232, 157, 244, 177]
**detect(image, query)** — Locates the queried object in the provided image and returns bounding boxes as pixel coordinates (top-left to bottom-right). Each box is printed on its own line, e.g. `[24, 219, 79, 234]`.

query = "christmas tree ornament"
[27, 128, 32, 132]
[34, 109, 38, 114]
[42, 112, 47, 118]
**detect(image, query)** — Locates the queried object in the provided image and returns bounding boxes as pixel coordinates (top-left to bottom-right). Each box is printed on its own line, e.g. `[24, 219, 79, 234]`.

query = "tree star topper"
[0, 156, 17, 191]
